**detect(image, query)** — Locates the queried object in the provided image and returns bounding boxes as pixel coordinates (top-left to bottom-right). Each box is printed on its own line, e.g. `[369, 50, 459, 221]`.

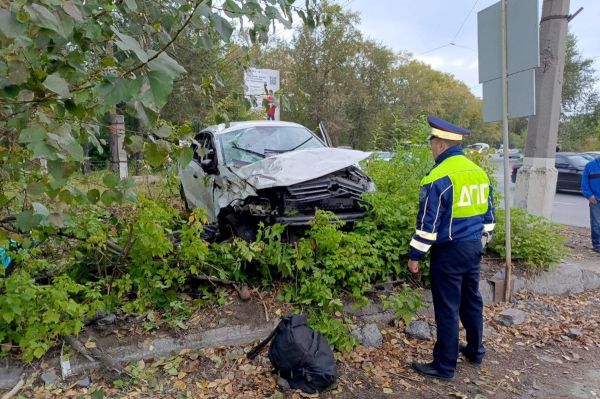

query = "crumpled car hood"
[231, 147, 371, 189]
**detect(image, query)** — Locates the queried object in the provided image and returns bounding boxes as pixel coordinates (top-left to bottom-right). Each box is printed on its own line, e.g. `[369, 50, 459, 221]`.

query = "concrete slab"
[524, 260, 600, 295]
[56, 320, 279, 378]
[0, 367, 24, 390]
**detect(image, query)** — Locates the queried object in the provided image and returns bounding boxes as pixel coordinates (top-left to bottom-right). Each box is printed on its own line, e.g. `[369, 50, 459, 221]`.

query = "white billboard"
[244, 68, 280, 119]
[244, 68, 280, 96]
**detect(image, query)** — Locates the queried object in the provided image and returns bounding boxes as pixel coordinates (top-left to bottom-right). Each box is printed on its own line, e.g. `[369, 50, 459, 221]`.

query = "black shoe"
[593, 247, 600, 253]
[411, 362, 453, 380]
[459, 344, 482, 365]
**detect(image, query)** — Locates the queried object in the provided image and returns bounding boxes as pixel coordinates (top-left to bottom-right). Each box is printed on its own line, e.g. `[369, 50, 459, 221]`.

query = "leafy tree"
[557, 33, 600, 150]
[390, 59, 500, 148]
[0, 0, 321, 231]
[561, 32, 599, 116]
[258, 2, 495, 150]
[0, 0, 323, 360]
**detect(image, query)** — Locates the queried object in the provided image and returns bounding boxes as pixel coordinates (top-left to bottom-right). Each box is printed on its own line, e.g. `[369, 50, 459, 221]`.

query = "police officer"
[408, 116, 495, 380]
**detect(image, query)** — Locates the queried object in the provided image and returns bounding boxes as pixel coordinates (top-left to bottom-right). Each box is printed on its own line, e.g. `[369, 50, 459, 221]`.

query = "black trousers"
[429, 239, 485, 377]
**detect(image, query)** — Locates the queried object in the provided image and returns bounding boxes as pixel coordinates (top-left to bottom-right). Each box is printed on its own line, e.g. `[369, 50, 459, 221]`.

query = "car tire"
[220, 213, 258, 242]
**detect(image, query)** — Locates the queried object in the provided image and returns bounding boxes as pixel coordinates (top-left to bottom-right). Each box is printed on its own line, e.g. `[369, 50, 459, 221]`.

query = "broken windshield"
[220, 125, 324, 166]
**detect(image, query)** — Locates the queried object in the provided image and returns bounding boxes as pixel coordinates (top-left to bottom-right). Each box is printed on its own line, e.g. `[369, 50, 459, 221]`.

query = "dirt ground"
[10, 227, 600, 399]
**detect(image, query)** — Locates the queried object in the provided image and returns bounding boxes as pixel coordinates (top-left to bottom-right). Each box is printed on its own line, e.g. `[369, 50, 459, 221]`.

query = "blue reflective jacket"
[408, 146, 496, 261]
[582, 158, 600, 200]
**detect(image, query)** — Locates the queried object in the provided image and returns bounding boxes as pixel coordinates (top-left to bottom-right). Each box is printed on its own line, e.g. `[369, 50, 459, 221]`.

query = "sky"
[343, 0, 600, 97]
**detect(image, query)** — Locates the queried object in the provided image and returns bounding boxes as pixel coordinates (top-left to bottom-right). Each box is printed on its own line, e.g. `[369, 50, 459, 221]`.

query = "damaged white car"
[179, 121, 375, 240]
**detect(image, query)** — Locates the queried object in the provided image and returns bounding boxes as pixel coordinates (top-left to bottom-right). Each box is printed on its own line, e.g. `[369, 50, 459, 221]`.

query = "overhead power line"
[451, 0, 481, 44]
[417, 44, 451, 56]
[416, 0, 480, 57]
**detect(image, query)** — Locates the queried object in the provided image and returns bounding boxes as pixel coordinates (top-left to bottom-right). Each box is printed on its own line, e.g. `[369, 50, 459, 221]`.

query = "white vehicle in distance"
[496, 145, 522, 159]
[466, 143, 490, 154]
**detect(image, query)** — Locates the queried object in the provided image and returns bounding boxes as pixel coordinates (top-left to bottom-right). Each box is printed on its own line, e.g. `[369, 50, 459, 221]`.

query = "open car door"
[318, 121, 333, 147]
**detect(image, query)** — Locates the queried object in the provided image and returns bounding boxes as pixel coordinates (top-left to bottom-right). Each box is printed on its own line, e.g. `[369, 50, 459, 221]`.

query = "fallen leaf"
[173, 379, 186, 391]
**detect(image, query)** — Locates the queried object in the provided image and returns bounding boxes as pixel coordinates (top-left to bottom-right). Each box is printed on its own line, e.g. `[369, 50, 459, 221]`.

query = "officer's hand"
[481, 232, 492, 249]
[408, 260, 419, 274]
[590, 195, 598, 205]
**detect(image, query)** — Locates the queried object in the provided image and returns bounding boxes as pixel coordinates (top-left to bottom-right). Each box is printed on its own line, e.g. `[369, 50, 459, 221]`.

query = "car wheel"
[220, 213, 257, 242]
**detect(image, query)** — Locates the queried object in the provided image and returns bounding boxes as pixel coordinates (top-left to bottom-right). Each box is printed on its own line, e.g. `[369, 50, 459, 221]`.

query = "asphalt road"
[490, 156, 590, 228]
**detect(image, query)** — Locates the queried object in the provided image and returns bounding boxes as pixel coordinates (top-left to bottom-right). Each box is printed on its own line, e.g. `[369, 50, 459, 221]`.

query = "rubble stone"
[497, 309, 527, 326]
[76, 376, 91, 387]
[41, 371, 58, 385]
[360, 323, 383, 348]
[405, 320, 431, 340]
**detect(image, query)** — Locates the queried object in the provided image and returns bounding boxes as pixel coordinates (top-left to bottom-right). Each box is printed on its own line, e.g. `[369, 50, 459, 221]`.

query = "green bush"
[381, 286, 424, 325]
[0, 272, 102, 361]
[489, 208, 567, 271]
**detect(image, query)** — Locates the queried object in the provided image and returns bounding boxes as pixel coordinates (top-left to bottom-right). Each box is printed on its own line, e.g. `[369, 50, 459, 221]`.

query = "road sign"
[477, 0, 539, 302]
[478, 0, 539, 122]
[482, 68, 536, 121]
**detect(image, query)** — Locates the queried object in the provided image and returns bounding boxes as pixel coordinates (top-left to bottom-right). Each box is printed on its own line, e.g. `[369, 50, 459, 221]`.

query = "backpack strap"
[247, 320, 283, 360]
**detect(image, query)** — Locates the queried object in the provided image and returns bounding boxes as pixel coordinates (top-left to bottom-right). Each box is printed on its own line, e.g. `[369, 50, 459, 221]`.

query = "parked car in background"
[581, 151, 600, 160]
[179, 121, 375, 240]
[370, 151, 394, 161]
[466, 143, 490, 154]
[496, 146, 522, 159]
[511, 152, 589, 193]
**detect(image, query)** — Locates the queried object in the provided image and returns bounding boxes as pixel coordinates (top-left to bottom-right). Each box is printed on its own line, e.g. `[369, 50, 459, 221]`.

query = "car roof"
[557, 152, 583, 157]
[201, 120, 310, 135]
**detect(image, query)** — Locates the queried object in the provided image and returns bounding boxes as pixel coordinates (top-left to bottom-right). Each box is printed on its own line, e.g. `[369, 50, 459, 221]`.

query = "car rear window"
[567, 155, 589, 168]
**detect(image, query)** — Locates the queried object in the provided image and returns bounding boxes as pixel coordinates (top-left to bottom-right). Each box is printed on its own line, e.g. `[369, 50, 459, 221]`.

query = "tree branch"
[121, 0, 204, 77]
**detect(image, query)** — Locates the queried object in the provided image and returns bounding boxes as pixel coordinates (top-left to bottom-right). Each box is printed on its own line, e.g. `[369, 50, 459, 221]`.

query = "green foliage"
[0, 272, 101, 361]
[307, 311, 357, 352]
[358, 136, 433, 280]
[381, 286, 424, 325]
[278, 211, 377, 311]
[489, 208, 567, 272]
[0, 0, 324, 234]
[110, 201, 213, 318]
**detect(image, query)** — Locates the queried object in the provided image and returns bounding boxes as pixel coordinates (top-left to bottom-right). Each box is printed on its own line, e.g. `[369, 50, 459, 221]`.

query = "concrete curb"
[57, 320, 280, 377]
[0, 320, 279, 390]
[480, 259, 600, 304]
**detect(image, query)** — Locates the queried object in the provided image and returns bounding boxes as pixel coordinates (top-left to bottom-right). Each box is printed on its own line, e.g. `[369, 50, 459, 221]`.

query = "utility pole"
[109, 114, 128, 178]
[107, 41, 128, 179]
[514, 0, 570, 217]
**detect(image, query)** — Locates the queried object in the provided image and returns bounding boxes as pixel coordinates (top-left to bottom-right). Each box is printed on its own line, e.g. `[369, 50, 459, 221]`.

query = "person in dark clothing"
[582, 156, 600, 253]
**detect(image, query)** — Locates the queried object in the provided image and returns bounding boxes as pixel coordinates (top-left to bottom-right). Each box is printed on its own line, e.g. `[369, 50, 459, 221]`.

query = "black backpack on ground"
[247, 314, 337, 394]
